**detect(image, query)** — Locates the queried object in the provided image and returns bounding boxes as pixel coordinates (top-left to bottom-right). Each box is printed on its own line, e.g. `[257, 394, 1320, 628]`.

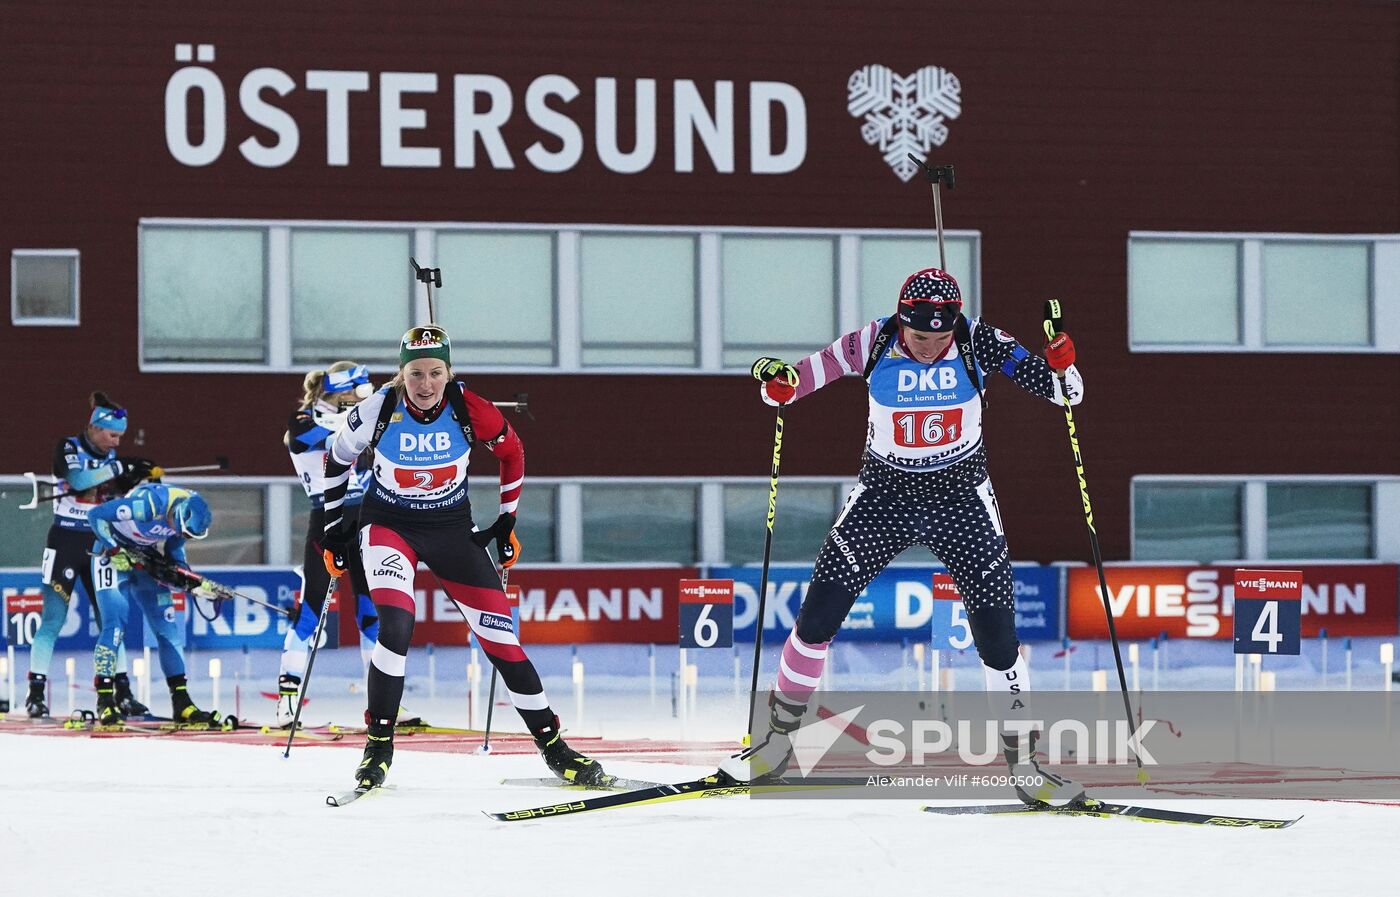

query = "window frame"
[138, 218, 981, 375]
[11, 248, 80, 327]
[1128, 232, 1399, 354]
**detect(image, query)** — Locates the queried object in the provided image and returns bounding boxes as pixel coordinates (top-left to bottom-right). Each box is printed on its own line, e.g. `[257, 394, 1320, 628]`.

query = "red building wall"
[2, 0, 1396, 561]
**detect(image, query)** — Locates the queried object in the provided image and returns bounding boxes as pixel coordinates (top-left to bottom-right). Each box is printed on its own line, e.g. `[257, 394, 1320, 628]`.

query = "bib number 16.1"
[892, 409, 961, 448]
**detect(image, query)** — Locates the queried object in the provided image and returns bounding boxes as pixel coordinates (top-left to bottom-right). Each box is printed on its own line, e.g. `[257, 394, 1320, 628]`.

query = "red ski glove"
[1045, 332, 1076, 371]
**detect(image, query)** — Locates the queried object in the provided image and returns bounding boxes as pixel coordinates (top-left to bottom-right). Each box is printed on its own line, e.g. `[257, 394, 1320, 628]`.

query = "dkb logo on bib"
[400, 432, 451, 452]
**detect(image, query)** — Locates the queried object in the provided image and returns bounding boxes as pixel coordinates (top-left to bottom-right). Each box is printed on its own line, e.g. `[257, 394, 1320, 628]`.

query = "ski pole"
[410, 258, 442, 324]
[478, 564, 508, 754]
[907, 153, 955, 270]
[283, 575, 338, 758]
[1043, 299, 1146, 784]
[743, 403, 787, 745]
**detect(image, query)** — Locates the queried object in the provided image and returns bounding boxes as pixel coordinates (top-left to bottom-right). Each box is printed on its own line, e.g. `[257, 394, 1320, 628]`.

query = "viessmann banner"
[399, 566, 693, 646]
[1065, 564, 1400, 640]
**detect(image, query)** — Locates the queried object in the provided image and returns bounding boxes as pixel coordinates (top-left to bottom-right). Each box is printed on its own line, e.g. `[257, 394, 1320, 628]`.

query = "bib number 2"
[892, 409, 962, 448]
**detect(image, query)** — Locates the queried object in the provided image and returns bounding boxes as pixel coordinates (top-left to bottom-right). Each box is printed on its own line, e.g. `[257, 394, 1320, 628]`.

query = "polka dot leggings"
[792, 448, 1020, 670]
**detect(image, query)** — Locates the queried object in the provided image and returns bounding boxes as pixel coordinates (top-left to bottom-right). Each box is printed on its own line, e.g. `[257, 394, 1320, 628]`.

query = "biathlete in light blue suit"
[87, 483, 218, 726]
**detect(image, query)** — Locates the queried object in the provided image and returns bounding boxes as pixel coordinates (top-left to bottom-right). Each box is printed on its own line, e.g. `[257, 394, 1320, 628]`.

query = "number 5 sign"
[1233, 569, 1303, 655]
[931, 574, 974, 651]
[678, 579, 733, 649]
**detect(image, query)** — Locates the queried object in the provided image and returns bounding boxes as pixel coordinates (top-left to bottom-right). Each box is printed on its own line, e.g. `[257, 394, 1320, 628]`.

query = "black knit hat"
[896, 267, 963, 332]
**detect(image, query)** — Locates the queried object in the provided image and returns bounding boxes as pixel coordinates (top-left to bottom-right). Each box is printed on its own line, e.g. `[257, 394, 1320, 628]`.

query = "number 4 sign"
[1233, 569, 1303, 655]
[678, 579, 734, 649]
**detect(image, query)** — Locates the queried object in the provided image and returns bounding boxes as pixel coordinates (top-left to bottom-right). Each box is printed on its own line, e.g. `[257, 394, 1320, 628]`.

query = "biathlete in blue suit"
[25, 392, 160, 719]
[87, 483, 219, 726]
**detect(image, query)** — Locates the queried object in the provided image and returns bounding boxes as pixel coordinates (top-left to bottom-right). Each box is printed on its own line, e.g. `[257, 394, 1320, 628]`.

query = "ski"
[486, 774, 749, 821]
[326, 784, 391, 808]
[500, 775, 665, 792]
[922, 800, 1301, 829]
[328, 723, 488, 736]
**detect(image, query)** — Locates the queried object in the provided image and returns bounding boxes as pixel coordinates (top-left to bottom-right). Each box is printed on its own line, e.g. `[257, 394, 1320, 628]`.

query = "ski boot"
[168, 674, 219, 726]
[276, 674, 301, 728]
[1002, 729, 1085, 807]
[114, 673, 149, 718]
[355, 718, 395, 789]
[25, 673, 49, 719]
[719, 691, 804, 784]
[95, 677, 122, 726]
[533, 715, 608, 786]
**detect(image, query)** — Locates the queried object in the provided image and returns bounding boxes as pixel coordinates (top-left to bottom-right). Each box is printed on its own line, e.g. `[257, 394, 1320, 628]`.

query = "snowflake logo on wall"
[847, 65, 962, 182]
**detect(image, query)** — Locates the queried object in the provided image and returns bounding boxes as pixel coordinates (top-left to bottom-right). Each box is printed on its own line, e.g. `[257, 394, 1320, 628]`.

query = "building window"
[581, 233, 697, 366]
[1129, 233, 1396, 352]
[580, 484, 697, 563]
[291, 230, 411, 366]
[0, 489, 55, 566]
[1262, 242, 1369, 347]
[437, 231, 556, 366]
[1266, 483, 1373, 560]
[721, 236, 836, 367]
[723, 483, 841, 564]
[287, 499, 313, 569]
[1133, 482, 1243, 563]
[141, 227, 266, 362]
[12, 250, 80, 326]
[1129, 239, 1240, 346]
[859, 236, 978, 324]
[138, 219, 982, 373]
[183, 485, 266, 565]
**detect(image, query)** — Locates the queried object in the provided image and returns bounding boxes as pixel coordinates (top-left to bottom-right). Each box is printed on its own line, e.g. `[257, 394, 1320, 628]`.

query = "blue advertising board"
[0, 567, 303, 652]
[716, 563, 1061, 642]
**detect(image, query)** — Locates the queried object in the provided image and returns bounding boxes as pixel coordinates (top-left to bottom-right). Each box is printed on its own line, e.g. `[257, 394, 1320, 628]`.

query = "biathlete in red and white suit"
[320, 324, 605, 790]
[725, 268, 1086, 806]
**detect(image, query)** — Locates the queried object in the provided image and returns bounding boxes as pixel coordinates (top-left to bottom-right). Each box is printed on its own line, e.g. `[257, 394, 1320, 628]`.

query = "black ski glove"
[471, 512, 520, 568]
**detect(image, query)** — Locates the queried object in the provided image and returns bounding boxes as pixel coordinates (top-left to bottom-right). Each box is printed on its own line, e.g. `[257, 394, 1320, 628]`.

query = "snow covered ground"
[5, 644, 1398, 897]
[4, 731, 1395, 897]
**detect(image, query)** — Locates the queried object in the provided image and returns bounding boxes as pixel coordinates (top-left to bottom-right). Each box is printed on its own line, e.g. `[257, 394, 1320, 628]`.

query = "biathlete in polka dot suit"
[726, 268, 1085, 792]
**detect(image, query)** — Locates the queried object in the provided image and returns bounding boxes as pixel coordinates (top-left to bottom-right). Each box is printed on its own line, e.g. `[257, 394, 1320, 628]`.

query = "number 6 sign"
[678, 579, 734, 649]
[1233, 569, 1302, 656]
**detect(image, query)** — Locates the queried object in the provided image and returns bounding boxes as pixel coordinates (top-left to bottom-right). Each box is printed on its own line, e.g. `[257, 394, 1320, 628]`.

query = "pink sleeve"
[789, 320, 881, 401]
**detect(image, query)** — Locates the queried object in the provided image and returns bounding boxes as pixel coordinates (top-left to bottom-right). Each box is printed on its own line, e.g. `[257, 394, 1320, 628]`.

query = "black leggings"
[795, 452, 1021, 671]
